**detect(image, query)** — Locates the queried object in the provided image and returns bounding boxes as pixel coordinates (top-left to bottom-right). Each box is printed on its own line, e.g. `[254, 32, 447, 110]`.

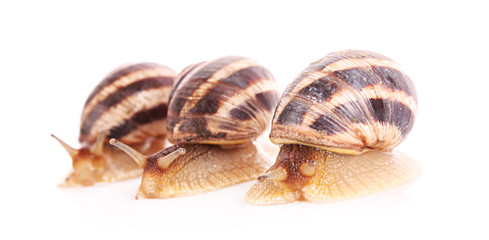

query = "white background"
[1, 0, 488, 239]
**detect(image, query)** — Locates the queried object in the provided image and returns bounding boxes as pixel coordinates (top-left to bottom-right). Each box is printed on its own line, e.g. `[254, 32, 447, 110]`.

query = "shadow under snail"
[52, 63, 177, 186]
[245, 50, 421, 205]
[110, 56, 281, 199]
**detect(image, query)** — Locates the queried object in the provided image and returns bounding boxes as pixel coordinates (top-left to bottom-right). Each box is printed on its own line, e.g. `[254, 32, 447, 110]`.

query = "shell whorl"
[167, 56, 280, 145]
[79, 63, 177, 145]
[270, 50, 417, 154]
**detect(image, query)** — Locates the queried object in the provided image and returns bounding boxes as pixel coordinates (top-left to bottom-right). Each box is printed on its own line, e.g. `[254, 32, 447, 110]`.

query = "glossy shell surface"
[79, 63, 177, 145]
[270, 50, 417, 154]
[167, 56, 280, 145]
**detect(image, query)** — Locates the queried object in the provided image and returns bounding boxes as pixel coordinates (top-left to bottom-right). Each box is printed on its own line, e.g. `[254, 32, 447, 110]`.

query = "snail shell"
[168, 56, 279, 144]
[111, 56, 281, 199]
[52, 63, 177, 186]
[246, 50, 421, 204]
[270, 50, 418, 155]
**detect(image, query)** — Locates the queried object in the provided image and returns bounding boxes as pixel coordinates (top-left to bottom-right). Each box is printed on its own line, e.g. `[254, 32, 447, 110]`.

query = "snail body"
[245, 50, 421, 204]
[52, 63, 177, 186]
[111, 56, 280, 199]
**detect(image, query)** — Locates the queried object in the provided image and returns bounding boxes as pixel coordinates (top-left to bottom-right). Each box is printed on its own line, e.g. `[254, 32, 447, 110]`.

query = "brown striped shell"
[245, 50, 420, 205]
[53, 63, 177, 186]
[167, 56, 280, 145]
[270, 50, 418, 155]
[107, 56, 281, 198]
[80, 62, 176, 145]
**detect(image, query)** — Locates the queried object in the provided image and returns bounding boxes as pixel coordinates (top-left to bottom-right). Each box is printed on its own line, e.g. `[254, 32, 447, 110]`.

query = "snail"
[245, 50, 421, 204]
[52, 63, 177, 186]
[110, 56, 281, 199]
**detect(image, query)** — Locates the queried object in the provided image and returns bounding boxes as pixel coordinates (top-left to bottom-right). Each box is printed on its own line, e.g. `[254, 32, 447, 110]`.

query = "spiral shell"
[246, 50, 420, 204]
[270, 50, 417, 154]
[53, 62, 177, 186]
[108, 56, 280, 198]
[167, 56, 280, 145]
[80, 63, 177, 145]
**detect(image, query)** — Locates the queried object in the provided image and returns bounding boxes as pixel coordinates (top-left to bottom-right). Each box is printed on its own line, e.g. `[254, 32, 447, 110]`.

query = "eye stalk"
[51, 134, 77, 159]
[156, 148, 186, 170]
[257, 167, 288, 182]
[90, 133, 105, 156]
[109, 138, 148, 168]
[110, 138, 186, 170]
[52, 133, 112, 186]
[246, 50, 420, 205]
[108, 56, 278, 198]
[299, 160, 317, 177]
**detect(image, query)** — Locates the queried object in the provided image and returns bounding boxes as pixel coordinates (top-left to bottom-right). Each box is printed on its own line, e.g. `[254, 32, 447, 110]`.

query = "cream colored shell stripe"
[171, 58, 277, 138]
[271, 57, 416, 154]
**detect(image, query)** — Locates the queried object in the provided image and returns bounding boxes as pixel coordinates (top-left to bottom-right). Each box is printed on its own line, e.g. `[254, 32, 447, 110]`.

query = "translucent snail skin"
[52, 63, 177, 186]
[111, 56, 281, 199]
[245, 50, 421, 205]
